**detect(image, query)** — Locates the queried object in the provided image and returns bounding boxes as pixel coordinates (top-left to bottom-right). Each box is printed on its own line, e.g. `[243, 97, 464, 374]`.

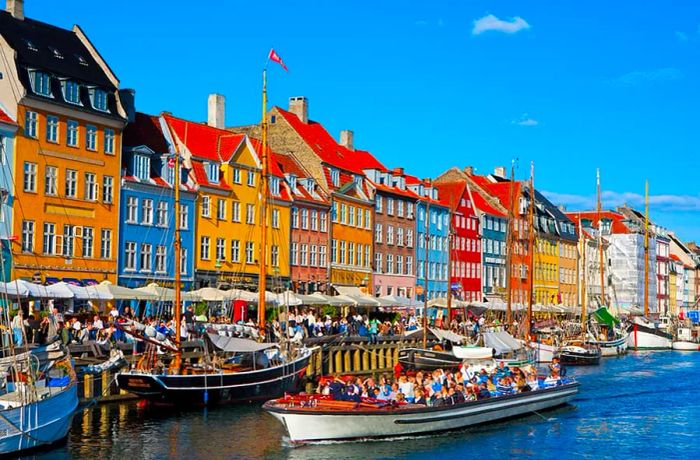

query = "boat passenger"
[477, 383, 491, 400]
[414, 388, 427, 405]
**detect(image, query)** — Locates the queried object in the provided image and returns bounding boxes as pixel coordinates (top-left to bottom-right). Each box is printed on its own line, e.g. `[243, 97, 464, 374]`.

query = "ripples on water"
[16, 352, 700, 460]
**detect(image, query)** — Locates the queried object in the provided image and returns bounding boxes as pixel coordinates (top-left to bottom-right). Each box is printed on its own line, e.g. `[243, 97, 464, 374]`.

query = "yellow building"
[330, 192, 374, 289]
[164, 115, 291, 290]
[534, 236, 559, 305]
[0, 12, 126, 283]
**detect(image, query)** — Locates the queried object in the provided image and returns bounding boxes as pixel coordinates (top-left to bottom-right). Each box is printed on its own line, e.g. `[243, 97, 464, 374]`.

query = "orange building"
[0, 9, 126, 283]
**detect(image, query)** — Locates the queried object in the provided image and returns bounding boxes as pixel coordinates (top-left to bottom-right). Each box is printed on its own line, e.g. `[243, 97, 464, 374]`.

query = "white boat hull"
[266, 383, 579, 443]
[0, 383, 78, 454]
[587, 333, 628, 357]
[627, 328, 672, 350]
[672, 341, 700, 351]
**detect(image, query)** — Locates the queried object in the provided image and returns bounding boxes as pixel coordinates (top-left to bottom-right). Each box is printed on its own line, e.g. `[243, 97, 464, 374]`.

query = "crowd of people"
[316, 360, 564, 407]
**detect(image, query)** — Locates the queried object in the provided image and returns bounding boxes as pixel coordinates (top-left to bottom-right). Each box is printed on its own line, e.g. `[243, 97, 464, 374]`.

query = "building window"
[84, 173, 97, 201]
[23, 162, 37, 192]
[82, 227, 94, 257]
[300, 244, 309, 266]
[397, 255, 404, 275]
[386, 254, 394, 274]
[310, 245, 318, 267]
[180, 247, 188, 275]
[140, 244, 152, 272]
[64, 120, 79, 147]
[125, 242, 136, 270]
[376, 196, 383, 213]
[102, 176, 113, 203]
[387, 198, 395, 216]
[397, 227, 405, 246]
[375, 224, 383, 243]
[231, 240, 240, 262]
[339, 203, 346, 224]
[23, 111, 39, 139]
[330, 168, 340, 187]
[319, 246, 327, 267]
[201, 196, 210, 217]
[85, 125, 97, 151]
[100, 229, 112, 259]
[406, 256, 413, 275]
[200, 236, 210, 260]
[271, 245, 279, 267]
[387, 226, 394, 245]
[104, 129, 115, 154]
[62, 80, 81, 104]
[269, 177, 279, 195]
[246, 204, 255, 224]
[141, 199, 153, 225]
[310, 210, 318, 231]
[233, 168, 241, 184]
[272, 208, 280, 229]
[407, 229, 413, 248]
[43, 222, 55, 255]
[365, 209, 371, 229]
[407, 202, 414, 219]
[216, 238, 225, 261]
[206, 162, 219, 183]
[231, 201, 241, 222]
[21, 220, 34, 252]
[331, 239, 337, 263]
[217, 198, 226, 221]
[157, 201, 168, 226]
[301, 209, 309, 229]
[134, 154, 150, 180]
[375, 253, 383, 274]
[62, 225, 74, 257]
[291, 208, 299, 228]
[126, 196, 138, 223]
[46, 115, 59, 143]
[397, 200, 404, 217]
[348, 242, 355, 266]
[290, 242, 298, 265]
[155, 245, 167, 273]
[320, 211, 328, 232]
[90, 88, 108, 111]
[30, 71, 52, 97]
[247, 170, 256, 186]
[245, 241, 254, 263]
[179, 204, 189, 229]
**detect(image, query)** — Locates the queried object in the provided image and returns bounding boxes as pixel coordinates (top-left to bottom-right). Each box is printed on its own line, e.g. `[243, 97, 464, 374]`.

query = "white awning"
[207, 333, 277, 353]
[483, 331, 523, 355]
[430, 327, 469, 344]
[56, 282, 112, 300]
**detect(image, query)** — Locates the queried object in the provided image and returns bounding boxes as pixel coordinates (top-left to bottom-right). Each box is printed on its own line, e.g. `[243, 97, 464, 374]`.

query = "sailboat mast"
[579, 213, 587, 333]
[597, 169, 606, 306]
[525, 162, 535, 339]
[173, 152, 182, 369]
[422, 180, 431, 349]
[505, 162, 515, 327]
[643, 179, 650, 316]
[258, 69, 269, 330]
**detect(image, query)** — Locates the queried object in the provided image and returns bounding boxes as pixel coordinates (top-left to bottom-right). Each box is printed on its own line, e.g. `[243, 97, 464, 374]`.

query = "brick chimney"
[493, 166, 506, 178]
[392, 167, 404, 176]
[340, 130, 354, 150]
[289, 96, 308, 123]
[6, 0, 24, 20]
[463, 166, 474, 176]
[207, 93, 225, 129]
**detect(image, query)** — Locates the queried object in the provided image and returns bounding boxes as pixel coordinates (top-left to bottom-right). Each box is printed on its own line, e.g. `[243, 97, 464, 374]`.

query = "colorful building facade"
[0, 107, 17, 281]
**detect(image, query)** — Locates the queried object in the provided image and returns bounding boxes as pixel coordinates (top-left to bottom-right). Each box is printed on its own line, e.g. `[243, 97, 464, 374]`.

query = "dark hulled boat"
[558, 345, 601, 366]
[398, 347, 463, 371]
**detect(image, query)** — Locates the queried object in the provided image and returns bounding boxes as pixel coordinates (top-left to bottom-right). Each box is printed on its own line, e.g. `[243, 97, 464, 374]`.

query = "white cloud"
[472, 14, 530, 35]
[613, 67, 684, 86]
[542, 190, 700, 212]
[512, 113, 539, 126]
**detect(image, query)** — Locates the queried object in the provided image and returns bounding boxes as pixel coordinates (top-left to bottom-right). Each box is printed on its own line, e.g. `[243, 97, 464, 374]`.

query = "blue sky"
[27, 0, 700, 241]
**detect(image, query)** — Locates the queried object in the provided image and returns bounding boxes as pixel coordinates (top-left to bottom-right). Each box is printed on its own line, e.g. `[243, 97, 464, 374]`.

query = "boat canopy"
[591, 307, 620, 327]
[483, 331, 522, 355]
[207, 333, 277, 353]
[430, 328, 469, 344]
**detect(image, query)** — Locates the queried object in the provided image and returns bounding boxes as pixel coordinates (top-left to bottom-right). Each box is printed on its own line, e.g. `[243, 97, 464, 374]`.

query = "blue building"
[0, 106, 16, 282]
[119, 109, 196, 289]
[408, 177, 450, 300]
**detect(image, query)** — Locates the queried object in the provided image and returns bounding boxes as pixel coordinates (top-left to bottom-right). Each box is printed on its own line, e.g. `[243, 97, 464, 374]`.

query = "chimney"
[340, 130, 354, 150]
[463, 166, 474, 176]
[493, 166, 506, 178]
[392, 167, 404, 176]
[119, 88, 136, 123]
[288, 96, 308, 123]
[6, 0, 24, 20]
[207, 93, 225, 129]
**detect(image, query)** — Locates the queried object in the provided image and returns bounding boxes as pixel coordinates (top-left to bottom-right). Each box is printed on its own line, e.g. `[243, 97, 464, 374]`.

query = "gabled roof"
[163, 114, 246, 163]
[565, 210, 632, 234]
[123, 112, 169, 153]
[274, 107, 386, 174]
[470, 187, 505, 217]
[433, 181, 467, 211]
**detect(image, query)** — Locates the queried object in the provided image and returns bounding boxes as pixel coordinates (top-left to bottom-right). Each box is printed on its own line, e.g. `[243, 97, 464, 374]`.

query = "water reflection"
[14, 352, 700, 460]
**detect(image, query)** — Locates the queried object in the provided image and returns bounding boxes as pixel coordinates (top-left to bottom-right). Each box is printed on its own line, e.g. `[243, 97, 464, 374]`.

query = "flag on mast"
[268, 48, 288, 71]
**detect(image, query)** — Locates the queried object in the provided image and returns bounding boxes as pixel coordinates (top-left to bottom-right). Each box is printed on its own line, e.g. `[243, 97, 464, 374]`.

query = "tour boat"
[558, 345, 601, 366]
[264, 379, 579, 443]
[626, 317, 672, 350]
[0, 341, 78, 455]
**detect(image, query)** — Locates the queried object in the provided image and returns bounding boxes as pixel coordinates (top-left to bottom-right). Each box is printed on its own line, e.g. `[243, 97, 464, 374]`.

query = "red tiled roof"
[434, 181, 467, 211]
[470, 187, 505, 217]
[670, 254, 682, 262]
[272, 153, 329, 205]
[0, 107, 15, 125]
[372, 182, 420, 200]
[566, 211, 631, 234]
[191, 160, 231, 191]
[123, 112, 169, 153]
[275, 107, 386, 174]
[248, 138, 283, 179]
[482, 181, 521, 211]
[163, 113, 245, 162]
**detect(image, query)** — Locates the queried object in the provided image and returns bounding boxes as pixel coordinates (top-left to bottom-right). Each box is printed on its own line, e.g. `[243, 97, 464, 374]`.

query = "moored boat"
[626, 317, 672, 350]
[397, 347, 463, 371]
[672, 327, 700, 351]
[558, 345, 601, 366]
[264, 379, 579, 443]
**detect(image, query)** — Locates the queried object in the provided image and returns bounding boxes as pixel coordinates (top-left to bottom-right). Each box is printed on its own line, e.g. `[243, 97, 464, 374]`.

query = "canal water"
[18, 351, 700, 459]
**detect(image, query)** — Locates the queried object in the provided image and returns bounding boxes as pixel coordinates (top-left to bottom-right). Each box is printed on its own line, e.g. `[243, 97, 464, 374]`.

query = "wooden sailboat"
[116, 68, 313, 405]
[626, 180, 672, 350]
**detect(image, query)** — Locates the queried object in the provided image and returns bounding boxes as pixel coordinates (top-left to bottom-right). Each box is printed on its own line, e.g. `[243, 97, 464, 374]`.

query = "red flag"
[167, 156, 175, 168]
[268, 49, 288, 71]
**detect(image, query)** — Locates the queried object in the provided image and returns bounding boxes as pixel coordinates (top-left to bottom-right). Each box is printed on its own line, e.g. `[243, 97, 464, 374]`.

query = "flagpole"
[258, 68, 269, 332]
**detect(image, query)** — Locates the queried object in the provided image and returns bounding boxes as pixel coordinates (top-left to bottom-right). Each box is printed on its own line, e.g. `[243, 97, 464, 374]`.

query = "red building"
[434, 181, 482, 302]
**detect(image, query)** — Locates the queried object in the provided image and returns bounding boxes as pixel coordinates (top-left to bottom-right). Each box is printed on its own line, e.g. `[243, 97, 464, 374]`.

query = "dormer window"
[90, 88, 108, 112]
[600, 218, 612, 235]
[29, 71, 52, 97]
[353, 175, 362, 186]
[287, 174, 297, 190]
[164, 161, 175, 186]
[205, 162, 219, 184]
[330, 168, 340, 187]
[49, 47, 63, 59]
[134, 154, 151, 181]
[62, 80, 81, 105]
[270, 177, 280, 195]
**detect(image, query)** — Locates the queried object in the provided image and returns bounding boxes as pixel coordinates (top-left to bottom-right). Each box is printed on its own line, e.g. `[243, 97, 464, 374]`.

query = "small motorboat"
[672, 327, 700, 351]
[558, 345, 601, 366]
[264, 378, 579, 443]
